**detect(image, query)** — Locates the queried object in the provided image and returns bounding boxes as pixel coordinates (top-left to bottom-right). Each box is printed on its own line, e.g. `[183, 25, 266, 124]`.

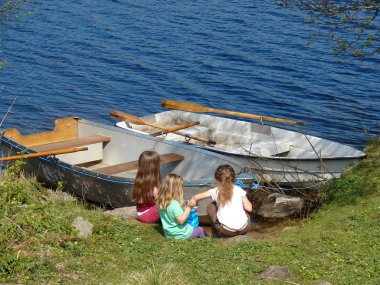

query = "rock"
[104, 206, 137, 219]
[71, 216, 93, 239]
[257, 193, 304, 218]
[259, 265, 290, 280]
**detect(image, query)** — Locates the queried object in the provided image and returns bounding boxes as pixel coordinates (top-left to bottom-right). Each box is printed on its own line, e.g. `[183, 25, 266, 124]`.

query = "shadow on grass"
[151, 223, 164, 237]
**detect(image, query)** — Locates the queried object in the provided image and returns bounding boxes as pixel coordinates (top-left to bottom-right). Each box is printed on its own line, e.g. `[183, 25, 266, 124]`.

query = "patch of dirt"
[200, 216, 296, 240]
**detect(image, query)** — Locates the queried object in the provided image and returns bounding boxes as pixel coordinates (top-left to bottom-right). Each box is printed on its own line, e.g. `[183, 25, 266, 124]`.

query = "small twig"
[303, 133, 335, 178]
[12, 230, 48, 250]
[0, 96, 17, 128]
[3, 216, 26, 234]
[233, 256, 267, 263]
[268, 278, 301, 285]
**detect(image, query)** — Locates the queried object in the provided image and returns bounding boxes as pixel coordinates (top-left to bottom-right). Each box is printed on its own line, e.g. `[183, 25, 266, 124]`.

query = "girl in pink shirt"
[131, 151, 161, 223]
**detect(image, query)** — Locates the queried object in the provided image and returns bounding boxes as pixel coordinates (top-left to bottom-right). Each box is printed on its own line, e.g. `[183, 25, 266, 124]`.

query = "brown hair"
[131, 151, 161, 204]
[215, 164, 236, 207]
[157, 174, 184, 210]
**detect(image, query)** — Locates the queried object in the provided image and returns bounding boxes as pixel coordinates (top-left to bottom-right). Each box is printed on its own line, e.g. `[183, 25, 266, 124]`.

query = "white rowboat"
[116, 110, 366, 186]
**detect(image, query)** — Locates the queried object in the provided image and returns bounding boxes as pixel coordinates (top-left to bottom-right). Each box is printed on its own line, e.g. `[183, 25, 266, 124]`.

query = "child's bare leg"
[206, 202, 217, 224]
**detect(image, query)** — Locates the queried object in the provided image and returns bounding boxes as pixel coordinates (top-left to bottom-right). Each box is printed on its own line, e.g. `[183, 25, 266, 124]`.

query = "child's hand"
[188, 198, 196, 208]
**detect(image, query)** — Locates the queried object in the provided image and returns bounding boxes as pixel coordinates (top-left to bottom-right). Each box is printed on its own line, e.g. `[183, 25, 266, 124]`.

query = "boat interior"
[2, 117, 185, 178]
[135, 111, 365, 159]
[121, 119, 292, 157]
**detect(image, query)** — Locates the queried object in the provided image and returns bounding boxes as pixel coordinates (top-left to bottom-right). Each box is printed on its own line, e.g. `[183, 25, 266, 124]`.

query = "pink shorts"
[137, 204, 160, 223]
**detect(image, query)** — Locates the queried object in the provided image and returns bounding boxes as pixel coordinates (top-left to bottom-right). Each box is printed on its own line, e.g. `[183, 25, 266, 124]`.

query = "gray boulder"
[71, 216, 93, 239]
[259, 265, 290, 280]
[104, 206, 137, 219]
[257, 193, 304, 218]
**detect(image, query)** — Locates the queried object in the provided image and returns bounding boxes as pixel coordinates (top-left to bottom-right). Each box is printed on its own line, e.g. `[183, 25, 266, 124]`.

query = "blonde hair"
[157, 174, 184, 210]
[215, 164, 236, 207]
[131, 151, 161, 204]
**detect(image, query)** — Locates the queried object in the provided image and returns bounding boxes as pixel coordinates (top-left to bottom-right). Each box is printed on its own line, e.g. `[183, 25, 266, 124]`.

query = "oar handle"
[1, 147, 88, 162]
[149, 121, 200, 136]
[109, 109, 167, 130]
[173, 132, 216, 145]
[149, 122, 216, 144]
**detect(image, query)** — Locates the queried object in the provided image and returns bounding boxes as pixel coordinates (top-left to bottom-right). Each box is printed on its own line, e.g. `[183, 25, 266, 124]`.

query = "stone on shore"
[258, 265, 290, 280]
[257, 193, 304, 218]
[71, 216, 93, 239]
[104, 206, 137, 220]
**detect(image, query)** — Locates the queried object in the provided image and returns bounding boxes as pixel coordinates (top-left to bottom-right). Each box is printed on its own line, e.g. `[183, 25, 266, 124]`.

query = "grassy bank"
[1, 140, 379, 284]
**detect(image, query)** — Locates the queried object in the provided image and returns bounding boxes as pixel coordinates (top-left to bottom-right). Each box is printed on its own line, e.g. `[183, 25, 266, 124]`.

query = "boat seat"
[32, 135, 111, 165]
[32, 135, 111, 152]
[94, 153, 184, 175]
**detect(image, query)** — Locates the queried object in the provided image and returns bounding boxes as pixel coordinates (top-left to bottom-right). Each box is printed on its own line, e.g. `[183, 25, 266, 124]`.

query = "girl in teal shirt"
[157, 174, 206, 239]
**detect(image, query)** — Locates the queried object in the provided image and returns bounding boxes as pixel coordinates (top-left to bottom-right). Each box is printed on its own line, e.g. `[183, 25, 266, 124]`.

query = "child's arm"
[242, 196, 252, 213]
[175, 204, 193, 225]
[192, 191, 211, 203]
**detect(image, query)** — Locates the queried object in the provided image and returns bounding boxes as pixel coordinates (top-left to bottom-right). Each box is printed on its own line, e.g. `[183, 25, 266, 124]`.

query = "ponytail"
[214, 165, 236, 207]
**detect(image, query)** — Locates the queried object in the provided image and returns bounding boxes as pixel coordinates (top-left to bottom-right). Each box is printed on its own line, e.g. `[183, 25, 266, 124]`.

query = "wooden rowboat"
[0, 117, 257, 216]
[116, 110, 366, 186]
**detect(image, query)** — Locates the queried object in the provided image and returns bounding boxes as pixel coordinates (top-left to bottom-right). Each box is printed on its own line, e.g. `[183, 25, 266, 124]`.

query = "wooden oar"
[149, 121, 200, 136]
[161, 99, 305, 126]
[1, 147, 88, 162]
[109, 109, 216, 145]
[109, 109, 198, 133]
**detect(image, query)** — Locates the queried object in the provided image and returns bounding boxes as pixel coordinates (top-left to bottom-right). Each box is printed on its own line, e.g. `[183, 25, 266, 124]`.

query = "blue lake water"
[0, 0, 379, 150]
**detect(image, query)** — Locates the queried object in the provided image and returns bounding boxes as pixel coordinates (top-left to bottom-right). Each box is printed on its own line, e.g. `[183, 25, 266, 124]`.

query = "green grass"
[0, 140, 379, 284]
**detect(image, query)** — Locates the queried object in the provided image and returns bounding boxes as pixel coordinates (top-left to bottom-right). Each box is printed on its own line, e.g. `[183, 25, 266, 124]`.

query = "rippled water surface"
[1, 0, 379, 149]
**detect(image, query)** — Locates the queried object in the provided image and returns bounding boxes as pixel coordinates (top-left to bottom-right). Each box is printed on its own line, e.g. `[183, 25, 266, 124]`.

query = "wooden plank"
[3, 118, 78, 147]
[33, 135, 111, 152]
[159, 153, 184, 164]
[95, 160, 139, 175]
[95, 153, 184, 175]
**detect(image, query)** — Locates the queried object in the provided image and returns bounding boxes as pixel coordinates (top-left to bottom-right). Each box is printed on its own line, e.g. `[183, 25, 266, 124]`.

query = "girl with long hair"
[157, 174, 206, 239]
[131, 150, 161, 223]
[192, 164, 252, 238]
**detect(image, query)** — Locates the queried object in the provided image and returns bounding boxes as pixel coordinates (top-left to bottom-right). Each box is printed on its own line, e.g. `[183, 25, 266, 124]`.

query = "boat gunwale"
[203, 147, 367, 161]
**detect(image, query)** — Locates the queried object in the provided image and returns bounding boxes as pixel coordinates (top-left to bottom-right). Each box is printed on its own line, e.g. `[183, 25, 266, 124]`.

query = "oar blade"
[161, 100, 305, 126]
[161, 100, 213, 113]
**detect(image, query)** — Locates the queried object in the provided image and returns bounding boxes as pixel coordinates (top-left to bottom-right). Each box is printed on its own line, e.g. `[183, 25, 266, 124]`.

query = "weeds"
[126, 261, 185, 285]
[319, 140, 380, 205]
